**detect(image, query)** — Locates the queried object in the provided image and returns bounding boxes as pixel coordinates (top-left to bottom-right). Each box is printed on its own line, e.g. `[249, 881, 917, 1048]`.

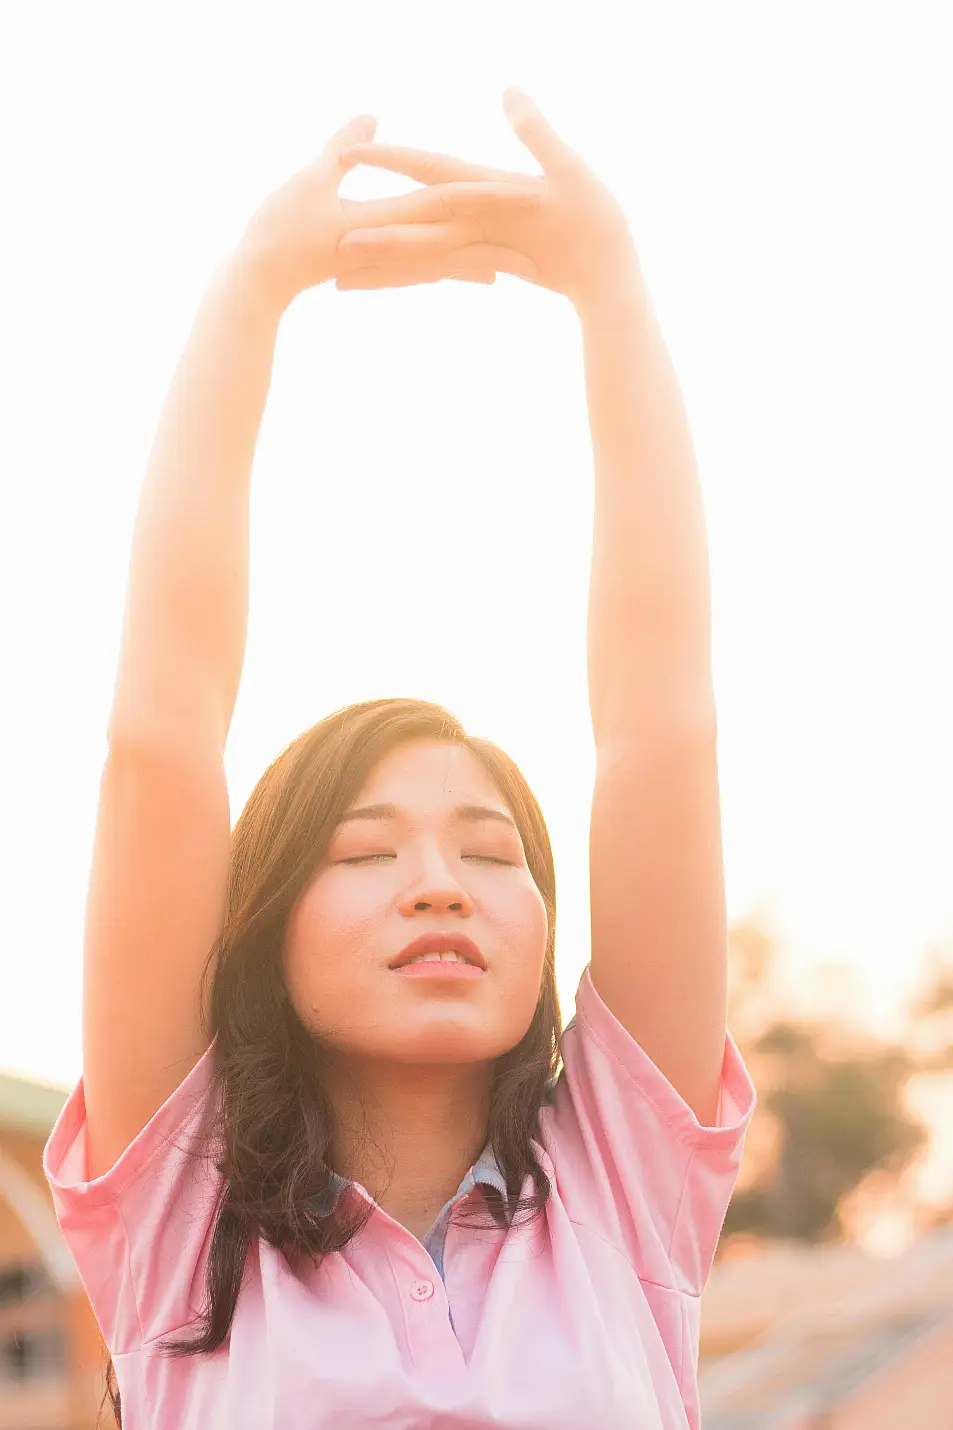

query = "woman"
[44, 93, 756, 1429]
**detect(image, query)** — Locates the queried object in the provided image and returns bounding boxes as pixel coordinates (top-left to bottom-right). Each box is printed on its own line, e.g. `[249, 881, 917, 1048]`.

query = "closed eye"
[338, 854, 513, 865]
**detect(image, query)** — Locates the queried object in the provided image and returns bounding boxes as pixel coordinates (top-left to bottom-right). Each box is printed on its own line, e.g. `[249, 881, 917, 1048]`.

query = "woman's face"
[283, 739, 549, 1069]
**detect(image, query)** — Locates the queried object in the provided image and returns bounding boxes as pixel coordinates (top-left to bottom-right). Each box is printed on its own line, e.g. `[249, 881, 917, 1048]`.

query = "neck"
[323, 1056, 495, 1217]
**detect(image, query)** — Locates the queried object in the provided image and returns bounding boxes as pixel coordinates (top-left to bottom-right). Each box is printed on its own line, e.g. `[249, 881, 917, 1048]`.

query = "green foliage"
[721, 922, 953, 1249]
[734, 1033, 924, 1241]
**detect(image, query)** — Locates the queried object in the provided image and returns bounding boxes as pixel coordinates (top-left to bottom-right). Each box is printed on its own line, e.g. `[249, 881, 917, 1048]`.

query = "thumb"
[334, 113, 378, 166]
[502, 88, 575, 173]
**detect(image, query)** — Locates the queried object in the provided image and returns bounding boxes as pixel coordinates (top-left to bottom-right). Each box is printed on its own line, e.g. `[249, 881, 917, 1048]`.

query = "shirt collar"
[310, 1139, 508, 1218]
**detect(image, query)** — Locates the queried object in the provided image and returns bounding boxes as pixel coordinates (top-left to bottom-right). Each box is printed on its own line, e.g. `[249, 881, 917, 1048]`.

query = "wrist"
[224, 239, 300, 325]
[572, 259, 648, 326]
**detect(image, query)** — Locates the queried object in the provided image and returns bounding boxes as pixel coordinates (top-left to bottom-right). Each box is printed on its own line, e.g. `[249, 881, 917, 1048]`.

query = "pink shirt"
[44, 963, 756, 1429]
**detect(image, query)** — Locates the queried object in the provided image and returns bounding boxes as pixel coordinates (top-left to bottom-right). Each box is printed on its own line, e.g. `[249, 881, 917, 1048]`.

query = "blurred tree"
[725, 917, 778, 1039]
[717, 919, 939, 1254]
[904, 938, 953, 1073]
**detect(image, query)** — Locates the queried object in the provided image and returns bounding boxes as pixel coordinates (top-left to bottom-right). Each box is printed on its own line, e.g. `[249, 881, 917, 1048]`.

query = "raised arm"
[581, 279, 726, 1131]
[82, 114, 385, 1181]
[83, 254, 286, 1180]
[108, 261, 279, 753]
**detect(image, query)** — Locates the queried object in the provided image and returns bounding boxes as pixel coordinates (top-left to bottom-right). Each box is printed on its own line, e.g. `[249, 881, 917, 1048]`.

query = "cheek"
[497, 886, 550, 1039]
[500, 876, 550, 964]
[284, 896, 382, 1035]
[290, 873, 383, 946]
[283, 881, 373, 996]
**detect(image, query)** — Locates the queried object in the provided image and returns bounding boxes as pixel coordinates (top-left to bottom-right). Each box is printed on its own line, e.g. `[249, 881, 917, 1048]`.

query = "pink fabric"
[44, 962, 756, 1429]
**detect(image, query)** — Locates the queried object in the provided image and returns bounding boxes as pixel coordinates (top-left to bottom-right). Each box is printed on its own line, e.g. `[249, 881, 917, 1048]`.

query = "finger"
[340, 221, 460, 262]
[502, 88, 579, 173]
[341, 142, 527, 188]
[337, 268, 496, 291]
[346, 180, 540, 231]
[338, 243, 535, 288]
[329, 114, 378, 168]
[341, 230, 537, 282]
[337, 268, 427, 291]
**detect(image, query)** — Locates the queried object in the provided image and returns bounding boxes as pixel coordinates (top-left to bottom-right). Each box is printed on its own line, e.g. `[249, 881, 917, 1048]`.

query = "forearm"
[578, 272, 716, 754]
[109, 251, 285, 753]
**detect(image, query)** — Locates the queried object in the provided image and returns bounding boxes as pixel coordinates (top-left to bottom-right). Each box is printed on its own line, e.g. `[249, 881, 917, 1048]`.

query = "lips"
[389, 932, 486, 970]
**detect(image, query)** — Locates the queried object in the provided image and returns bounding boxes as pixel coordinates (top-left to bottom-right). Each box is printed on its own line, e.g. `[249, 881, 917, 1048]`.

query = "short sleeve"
[42, 1040, 223, 1353]
[543, 963, 757, 1297]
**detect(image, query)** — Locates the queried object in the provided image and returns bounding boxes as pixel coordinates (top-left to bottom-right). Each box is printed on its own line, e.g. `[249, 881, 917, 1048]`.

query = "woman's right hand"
[238, 114, 384, 314]
[238, 113, 512, 313]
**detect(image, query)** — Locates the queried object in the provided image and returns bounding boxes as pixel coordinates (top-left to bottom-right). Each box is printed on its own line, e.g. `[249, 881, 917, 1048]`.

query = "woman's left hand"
[336, 89, 641, 313]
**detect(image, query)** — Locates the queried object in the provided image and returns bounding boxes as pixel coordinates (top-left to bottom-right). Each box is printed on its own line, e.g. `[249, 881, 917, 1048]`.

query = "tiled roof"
[700, 1225, 953, 1427]
[702, 1306, 952, 1429]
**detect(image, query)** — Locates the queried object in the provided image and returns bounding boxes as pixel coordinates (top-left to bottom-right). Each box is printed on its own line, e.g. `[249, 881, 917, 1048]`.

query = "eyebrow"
[336, 802, 518, 831]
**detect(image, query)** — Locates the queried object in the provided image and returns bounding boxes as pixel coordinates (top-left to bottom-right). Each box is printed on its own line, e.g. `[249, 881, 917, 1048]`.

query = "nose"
[398, 846, 474, 915]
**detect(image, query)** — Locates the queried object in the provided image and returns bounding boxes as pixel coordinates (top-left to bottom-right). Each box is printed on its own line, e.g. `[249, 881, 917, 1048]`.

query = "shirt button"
[410, 1279, 435, 1301]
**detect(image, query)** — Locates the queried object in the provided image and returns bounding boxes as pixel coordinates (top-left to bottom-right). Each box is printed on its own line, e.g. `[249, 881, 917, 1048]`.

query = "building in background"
[0, 1070, 104, 1430]
[2, 1065, 952, 1429]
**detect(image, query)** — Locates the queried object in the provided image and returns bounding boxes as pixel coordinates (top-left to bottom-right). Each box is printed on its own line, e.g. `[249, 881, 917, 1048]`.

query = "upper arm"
[82, 738, 231, 1181]
[588, 730, 728, 1127]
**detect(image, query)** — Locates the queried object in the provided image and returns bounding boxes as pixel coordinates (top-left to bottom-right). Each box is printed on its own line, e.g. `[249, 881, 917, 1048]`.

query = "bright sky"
[2, 4, 951, 1089]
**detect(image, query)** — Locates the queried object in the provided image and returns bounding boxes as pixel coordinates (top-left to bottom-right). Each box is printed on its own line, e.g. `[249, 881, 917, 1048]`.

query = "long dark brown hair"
[101, 697, 564, 1427]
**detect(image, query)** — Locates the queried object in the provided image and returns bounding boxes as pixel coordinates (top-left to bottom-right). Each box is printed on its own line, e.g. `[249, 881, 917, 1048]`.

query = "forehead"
[352, 743, 492, 800]
[353, 740, 501, 806]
